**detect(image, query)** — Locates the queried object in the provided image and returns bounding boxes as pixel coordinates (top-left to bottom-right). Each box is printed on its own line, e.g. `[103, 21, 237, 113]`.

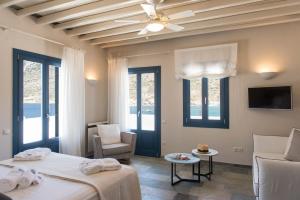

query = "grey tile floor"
[131, 156, 255, 200]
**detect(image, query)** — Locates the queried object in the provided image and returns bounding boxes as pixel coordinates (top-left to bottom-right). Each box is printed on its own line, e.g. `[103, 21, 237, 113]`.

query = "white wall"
[0, 9, 107, 160]
[108, 22, 300, 165]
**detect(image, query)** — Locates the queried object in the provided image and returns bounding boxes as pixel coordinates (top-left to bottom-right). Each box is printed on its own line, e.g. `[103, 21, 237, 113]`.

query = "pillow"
[284, 128, 300, 161]
[97, 124, 121, 145]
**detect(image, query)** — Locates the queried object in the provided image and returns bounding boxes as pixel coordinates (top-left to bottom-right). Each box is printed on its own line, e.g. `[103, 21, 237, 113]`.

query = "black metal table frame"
[170, 161, 201, 185]
[192, 155, 213, 180]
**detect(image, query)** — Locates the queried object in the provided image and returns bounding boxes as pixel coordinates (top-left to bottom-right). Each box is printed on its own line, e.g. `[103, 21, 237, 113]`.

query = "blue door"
[13, 49, 60, 155]
[128, 66, 161, 157]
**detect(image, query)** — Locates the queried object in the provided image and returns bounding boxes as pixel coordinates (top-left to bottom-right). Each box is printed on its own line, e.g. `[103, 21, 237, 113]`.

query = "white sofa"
[253, 135, 300, 200]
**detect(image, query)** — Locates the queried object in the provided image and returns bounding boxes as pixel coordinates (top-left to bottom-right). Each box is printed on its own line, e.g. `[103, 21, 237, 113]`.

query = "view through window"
[184, 77, 229, 128]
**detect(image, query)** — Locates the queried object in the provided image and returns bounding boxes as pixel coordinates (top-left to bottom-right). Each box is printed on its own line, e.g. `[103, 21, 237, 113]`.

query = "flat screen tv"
[248, 86, 292, 109]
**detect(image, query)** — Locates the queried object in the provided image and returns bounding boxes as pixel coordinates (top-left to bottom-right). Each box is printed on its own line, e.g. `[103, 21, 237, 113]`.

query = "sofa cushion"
[253, 152, 285, 197]
[97, 124, 121, 145]
[284, 128, 300, 161]
[253, 135, 288, 154]
[102, 143, 131, 156]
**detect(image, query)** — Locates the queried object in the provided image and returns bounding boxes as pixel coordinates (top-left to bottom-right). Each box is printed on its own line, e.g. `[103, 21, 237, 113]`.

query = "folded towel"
[0, 168, 24, 193]
[18, 169, 35, 189]
[80, 158, 121, 175]
[18, 169, 43, 189]
[14, 148, 51, 161]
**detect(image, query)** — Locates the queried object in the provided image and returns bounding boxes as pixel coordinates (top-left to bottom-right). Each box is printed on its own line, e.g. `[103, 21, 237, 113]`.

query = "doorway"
[128, 66, 161, 157]
[13, 49, 60, 155]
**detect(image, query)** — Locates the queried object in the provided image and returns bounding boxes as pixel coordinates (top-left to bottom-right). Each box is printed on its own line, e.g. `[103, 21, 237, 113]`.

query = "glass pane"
[128, 74, 137, 130]
[190, 79, 202, 119]
[49, 65, 56, 139]
[208, 78, 221, 120]
[141, 73, 155, 131]
[23, 60, 43, 144]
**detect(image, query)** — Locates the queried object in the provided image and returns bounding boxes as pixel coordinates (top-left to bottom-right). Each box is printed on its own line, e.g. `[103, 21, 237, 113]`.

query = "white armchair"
[253, 135, 300, 200]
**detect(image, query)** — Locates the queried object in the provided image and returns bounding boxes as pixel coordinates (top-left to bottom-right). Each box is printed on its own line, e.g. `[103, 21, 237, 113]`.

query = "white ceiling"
[2, 0, 300, 48]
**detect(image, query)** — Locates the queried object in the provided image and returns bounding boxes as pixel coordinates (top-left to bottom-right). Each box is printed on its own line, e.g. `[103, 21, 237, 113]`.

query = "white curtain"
[174, 43, 238, 79]
[59, 47, 85, 156]
[107, 56, 129, 132]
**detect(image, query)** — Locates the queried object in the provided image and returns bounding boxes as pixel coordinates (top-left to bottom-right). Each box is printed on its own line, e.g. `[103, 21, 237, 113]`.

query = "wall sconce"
[86, 78, 98, 86]
[258, 72, 279, 80]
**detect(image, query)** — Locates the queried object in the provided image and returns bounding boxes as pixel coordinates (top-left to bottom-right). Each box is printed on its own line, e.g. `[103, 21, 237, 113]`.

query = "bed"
[0, 153, 141, 200]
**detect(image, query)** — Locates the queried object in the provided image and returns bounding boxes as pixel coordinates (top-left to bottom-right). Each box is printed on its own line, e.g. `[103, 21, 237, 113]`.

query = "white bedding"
[0, 153, 141, 200]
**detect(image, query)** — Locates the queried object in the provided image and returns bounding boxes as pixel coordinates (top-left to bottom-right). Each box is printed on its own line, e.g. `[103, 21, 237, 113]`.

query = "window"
[183, 78, 229, 128]
[13, 49, 60, 154]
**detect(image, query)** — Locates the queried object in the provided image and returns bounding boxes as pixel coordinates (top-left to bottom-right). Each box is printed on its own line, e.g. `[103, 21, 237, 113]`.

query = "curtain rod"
[0, 24, 65, 46]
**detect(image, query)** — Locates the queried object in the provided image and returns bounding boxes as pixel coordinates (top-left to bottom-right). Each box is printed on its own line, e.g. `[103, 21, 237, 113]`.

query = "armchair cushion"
[102, 143, 131, 156]
[97, 124, 121, 145]
[284, 128, 300, 161]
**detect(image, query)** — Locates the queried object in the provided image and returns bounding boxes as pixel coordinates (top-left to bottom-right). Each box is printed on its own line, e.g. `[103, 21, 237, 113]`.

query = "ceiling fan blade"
[141, 3, 157, 18]
[114, 19, 141, 24]
[138, 28, 148, 35]
[165, 23, 184, 32]
[168, 10, 195, 20]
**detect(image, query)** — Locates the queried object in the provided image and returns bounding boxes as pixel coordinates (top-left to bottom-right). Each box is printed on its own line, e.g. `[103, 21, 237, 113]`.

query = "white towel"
[0, 168, 24, 193]
[18, 169, 43, 189]
[14, 148, 51, 161]
[80, 158, 121, 175]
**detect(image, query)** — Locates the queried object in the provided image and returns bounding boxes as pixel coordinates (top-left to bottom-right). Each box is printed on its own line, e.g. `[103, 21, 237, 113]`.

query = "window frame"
[13, 49, 61, 155]
[183, 77, 229, 129]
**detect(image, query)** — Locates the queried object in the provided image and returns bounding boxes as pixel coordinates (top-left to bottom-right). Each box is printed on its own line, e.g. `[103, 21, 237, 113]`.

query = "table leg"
[198, 161, 200, 183]
[192, 163, 195, 175]
[193, 157, 214, 181]
[174, 163, 177, 177]
[170, 162, 201, 185]
[171, 163, 174, 185]
[210, 156, 213, 174]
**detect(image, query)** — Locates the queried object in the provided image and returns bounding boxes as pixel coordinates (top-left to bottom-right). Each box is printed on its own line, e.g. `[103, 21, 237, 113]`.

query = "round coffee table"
[192, 148, 218, 180]
[164, 153, 201, 185]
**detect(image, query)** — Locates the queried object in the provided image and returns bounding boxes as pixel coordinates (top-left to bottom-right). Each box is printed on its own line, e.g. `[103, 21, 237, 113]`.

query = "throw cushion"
[97, 124, 121, 145]
[284, 128, 300, 161]
[102, 143, 131, 156]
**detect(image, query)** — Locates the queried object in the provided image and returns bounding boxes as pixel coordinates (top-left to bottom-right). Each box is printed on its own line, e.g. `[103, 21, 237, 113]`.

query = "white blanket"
[0, 153, 141, 200]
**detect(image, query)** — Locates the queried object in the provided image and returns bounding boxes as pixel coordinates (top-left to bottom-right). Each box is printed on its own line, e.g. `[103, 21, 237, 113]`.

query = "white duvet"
[0, 153, 141, 200]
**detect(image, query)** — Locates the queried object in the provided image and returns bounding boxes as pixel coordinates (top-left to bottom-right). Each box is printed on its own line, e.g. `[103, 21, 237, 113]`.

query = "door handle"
[137, 110, 141, 117]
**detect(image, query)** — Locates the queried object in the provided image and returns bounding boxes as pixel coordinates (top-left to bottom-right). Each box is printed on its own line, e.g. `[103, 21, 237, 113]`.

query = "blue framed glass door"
[128, 66, 161, 157]
[13, 49, 60, 155]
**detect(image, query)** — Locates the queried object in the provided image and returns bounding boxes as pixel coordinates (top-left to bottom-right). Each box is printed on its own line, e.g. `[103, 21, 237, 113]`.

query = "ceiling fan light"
[146, 22, 164, 32]
[146, 0, 165, 4]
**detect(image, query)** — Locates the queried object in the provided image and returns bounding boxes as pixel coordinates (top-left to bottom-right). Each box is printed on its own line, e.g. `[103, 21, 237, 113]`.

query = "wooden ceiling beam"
[15, 0, 75, 16]
[54, 0, 198, 29]
[66, 0, 264, 36]
[100, 14, 300, 48]
[35, 0, 144, 25]
[91, 5, 300, 45]
[0, 0, 27, 8]
[80, 0, 300, 41]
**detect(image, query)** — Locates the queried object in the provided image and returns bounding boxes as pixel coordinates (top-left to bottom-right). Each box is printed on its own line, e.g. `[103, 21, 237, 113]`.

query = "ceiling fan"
[114, 0, 195, 35]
